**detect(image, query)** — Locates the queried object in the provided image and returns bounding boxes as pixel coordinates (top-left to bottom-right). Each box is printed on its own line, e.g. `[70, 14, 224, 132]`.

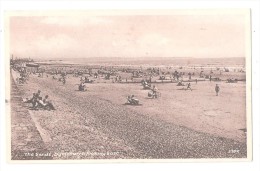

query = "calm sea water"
[45, 57, 245, 68]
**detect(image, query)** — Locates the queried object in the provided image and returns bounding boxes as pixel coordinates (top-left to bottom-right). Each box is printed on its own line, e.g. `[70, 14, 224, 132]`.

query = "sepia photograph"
[5, 9, 251, 161]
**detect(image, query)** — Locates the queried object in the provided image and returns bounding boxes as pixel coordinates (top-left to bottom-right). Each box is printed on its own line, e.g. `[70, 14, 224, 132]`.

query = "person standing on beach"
[152, 85, 158, 98]
[188, 72, 191, 80]
[215, 84, 220, 96]
[149, 76, 152, 83]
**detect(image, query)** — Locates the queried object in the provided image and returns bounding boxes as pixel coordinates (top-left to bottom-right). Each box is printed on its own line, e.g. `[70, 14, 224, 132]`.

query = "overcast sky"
[9, 14, 247, 59]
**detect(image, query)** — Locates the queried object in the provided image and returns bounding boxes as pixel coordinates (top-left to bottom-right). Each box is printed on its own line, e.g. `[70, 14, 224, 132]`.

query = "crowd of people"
[13, 61, 225, 108]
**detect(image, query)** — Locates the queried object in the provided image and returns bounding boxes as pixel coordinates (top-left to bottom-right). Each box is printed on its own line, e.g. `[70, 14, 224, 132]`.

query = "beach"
[10, 59, 247, 159]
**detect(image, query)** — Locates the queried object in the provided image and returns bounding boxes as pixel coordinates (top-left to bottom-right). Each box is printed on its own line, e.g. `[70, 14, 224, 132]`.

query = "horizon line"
[12, 56, 245, 60]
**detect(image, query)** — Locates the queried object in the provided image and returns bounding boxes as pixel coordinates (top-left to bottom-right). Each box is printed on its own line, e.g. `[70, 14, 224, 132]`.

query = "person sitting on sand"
[43, 95, 55, 110]
[31, 97, 39, 109]
[79, 82, 86, 91]
[127, 95, 139, 105]
[37, 97, 45, 106]
[152, 85, 158, 98]
[177, 81, 185, 86]
[34, 95, 55, 110]
[23, 93, 36, 103]
[62, 77, 66, 84]
[35, 90, 41, 98]
[31, 90, 41, 109]
[127, 95, 132, 103]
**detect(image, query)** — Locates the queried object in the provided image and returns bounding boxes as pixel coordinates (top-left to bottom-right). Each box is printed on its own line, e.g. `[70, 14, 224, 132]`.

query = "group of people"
[186, 82, 220, 95]
[23, 90, 55, 110]
[127, 95, 139, 105]
[184, 82, 220, 95]
[80, 76, 92, 83]
[141, 80, 151, 89]
[16, 71, 29, 84]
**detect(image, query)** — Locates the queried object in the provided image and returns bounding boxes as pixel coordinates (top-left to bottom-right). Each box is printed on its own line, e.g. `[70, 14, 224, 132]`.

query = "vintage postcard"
[5, 9, 252, 162]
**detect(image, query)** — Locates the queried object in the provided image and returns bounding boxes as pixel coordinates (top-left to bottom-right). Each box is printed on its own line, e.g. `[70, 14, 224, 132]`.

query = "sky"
[9, 13, 248, 59]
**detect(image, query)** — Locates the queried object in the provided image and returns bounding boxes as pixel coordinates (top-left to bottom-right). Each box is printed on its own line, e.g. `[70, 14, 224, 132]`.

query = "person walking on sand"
[215, 84, 220, 96]
[186, 82, 192, 91]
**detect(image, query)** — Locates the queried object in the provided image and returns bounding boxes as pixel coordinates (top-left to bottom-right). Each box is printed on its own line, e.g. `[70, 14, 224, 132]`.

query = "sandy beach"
[10, 62, 247, 159]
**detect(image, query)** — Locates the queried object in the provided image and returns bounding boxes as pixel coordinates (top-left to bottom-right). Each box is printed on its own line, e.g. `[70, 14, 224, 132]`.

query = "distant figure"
[149, 76, 152, 83]
[188, 72, 191, 80]
[195, 79, 198, 84]
[200, 71, 203, 78]
[186, 83, 192, 91]
[152, 85, 158, 98]
[62, 77, 66, 84]
[215, 84, 220, 96]
[209, 75, 212, 82]
[94, 72, 98, 78]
